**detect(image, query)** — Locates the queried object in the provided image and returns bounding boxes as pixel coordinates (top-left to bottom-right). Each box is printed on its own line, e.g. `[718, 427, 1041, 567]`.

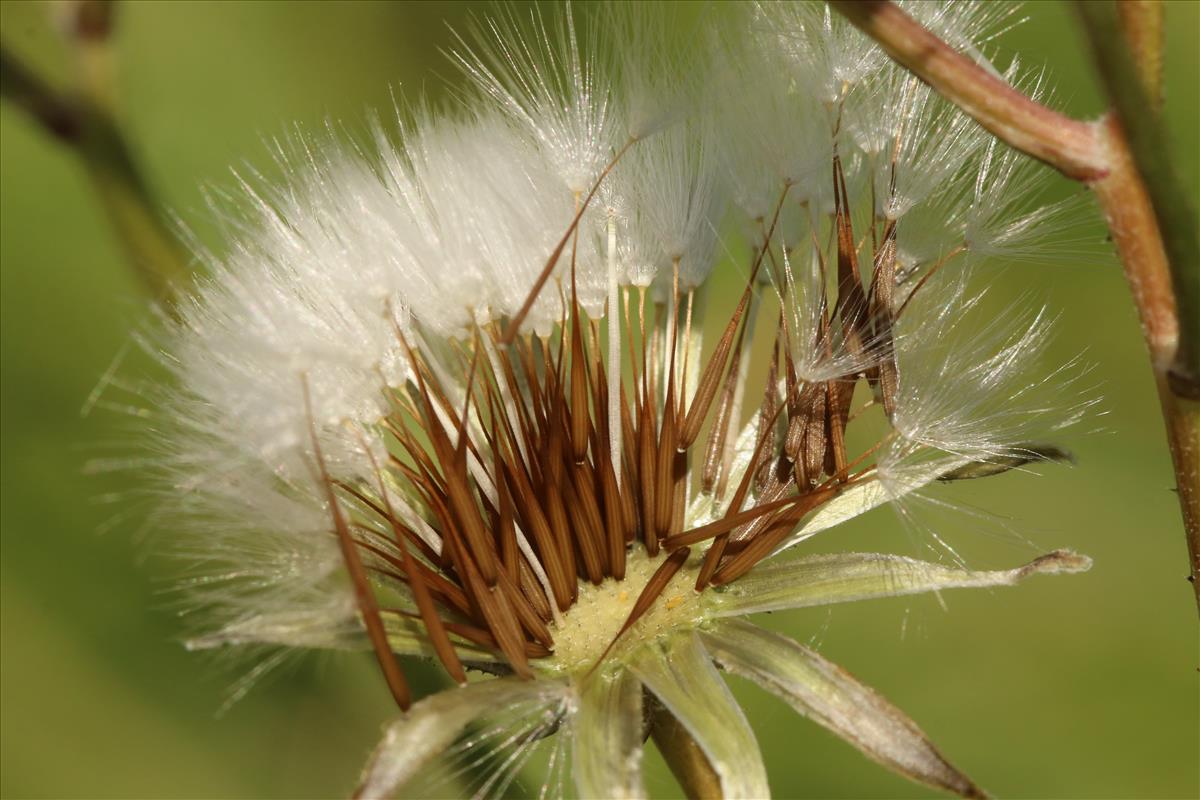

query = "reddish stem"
[829, 0, 1107, 181]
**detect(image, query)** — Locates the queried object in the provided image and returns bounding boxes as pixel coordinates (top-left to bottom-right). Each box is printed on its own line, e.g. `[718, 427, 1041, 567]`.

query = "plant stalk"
[828, 0, 1107, 181]
[646, 693, 724, 800]
[1076, 0, 1199, 398]
[0, 4, 189, 313]
[1077, 1, 1200, 611]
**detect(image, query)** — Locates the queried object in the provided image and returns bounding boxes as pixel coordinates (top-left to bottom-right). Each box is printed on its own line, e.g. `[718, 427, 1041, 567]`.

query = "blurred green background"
[1, 1, 1197, 798]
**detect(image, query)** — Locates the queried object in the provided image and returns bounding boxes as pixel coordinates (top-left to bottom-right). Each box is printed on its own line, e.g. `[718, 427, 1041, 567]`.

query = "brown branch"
[1077, 2, 1200, 611]
[1114, 0, 1164, 111]
[1090, 116, 1199, 606]
[828, 0, 1107, 181]
[1076, 0, 1199, 398]
[1084, 4, 1195, 606]
[830, 0, 1200, 611]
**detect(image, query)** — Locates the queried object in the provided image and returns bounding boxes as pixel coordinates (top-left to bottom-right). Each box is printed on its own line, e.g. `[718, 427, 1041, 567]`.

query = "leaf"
[356, 677, 568, 799]
[572, 669, 646, 799]
[706, 549, 1092, 617]
[702, 619, 986, 798]
[629, 632, 770, 800]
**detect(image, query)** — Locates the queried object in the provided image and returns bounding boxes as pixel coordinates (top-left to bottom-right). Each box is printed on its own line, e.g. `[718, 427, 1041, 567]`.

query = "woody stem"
[830, 0, 1200, 613]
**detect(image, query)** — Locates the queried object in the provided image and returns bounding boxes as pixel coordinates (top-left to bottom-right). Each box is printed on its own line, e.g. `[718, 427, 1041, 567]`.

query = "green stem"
[646, 692, 724, 800]
[1, 21, 189, 312]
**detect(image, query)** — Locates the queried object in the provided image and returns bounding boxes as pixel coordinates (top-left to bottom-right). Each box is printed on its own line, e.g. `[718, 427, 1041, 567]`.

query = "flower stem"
[646, 693, 724, 800]
[1112, 1, 1165, 109]
[1075, 1, 1200, 399]
[0, 3, 189, 313]
[831, 0, 1200, 612]
[1076, 1, 1200, 612]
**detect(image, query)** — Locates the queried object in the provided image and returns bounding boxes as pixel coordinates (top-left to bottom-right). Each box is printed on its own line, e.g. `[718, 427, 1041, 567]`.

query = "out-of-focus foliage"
[1, 2, 1196, 798]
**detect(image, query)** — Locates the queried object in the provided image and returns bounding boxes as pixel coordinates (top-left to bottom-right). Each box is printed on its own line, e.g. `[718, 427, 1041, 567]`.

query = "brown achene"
[306, 150, 934, 711]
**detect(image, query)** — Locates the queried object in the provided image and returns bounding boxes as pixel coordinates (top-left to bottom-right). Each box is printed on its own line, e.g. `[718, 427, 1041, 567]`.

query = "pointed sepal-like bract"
[778, 454, 974, 553]
[702, 619, 986, 798]
[629, 632, 770, 800]
[707, 549, 1091, 617]
[936, 444, 1074, 482]
[356, 677, 568, 799]
[184, 607, 492, 665]
[572, 668, 646, 799]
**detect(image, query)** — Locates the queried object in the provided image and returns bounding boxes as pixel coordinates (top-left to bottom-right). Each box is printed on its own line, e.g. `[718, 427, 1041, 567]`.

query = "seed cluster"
[312, 142, 941, 711]
[150, 7, 1096, 797]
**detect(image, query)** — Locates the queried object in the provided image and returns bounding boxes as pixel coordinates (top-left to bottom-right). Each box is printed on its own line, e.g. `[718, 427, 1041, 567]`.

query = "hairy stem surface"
[0, 4, 189, 311]
[828, 0, 1106, 181]
[1079, 2, 1200, 610]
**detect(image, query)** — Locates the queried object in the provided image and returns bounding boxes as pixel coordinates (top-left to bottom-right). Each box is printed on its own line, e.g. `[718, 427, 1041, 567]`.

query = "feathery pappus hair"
[147, 2, 1096, 797]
